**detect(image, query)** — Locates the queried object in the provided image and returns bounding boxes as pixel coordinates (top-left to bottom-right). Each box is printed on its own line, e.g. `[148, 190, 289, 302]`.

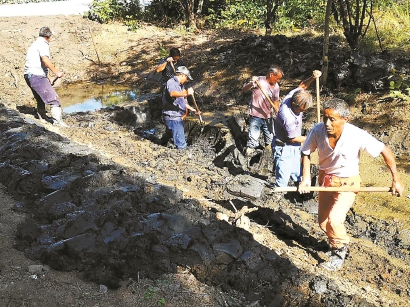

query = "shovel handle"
[316, 77, 320, 123]
[191, 94, 204, 124]
[272, 186, 392, 193]
[170, 61, 176, 74]
[255, 80, 278, 115]
[51, 76, 59, 86]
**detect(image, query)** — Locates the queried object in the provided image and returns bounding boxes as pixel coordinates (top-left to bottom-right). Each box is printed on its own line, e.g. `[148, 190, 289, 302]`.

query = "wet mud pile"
[1, 102, 410, 306]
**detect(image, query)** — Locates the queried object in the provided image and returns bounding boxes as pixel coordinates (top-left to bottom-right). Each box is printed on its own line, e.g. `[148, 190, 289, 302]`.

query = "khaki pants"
[318, 171, 361, 248]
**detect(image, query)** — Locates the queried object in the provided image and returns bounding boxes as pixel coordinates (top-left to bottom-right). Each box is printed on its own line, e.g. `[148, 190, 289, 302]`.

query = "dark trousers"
[24, 74, 60, 111]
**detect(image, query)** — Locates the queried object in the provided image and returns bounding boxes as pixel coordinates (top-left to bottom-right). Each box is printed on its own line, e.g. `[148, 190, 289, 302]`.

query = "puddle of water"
[57, 82, 139, 114]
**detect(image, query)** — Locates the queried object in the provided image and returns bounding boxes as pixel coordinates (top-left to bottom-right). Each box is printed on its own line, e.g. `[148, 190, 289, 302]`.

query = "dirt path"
[1, 14, 410, 307]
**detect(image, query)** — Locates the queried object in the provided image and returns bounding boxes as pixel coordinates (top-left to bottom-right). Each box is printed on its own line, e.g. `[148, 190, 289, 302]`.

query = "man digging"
[298, 98, 404, 271]
[242, 66, 283, 157]
[161, 66, 201, 150]
[24, 26, 68, 127]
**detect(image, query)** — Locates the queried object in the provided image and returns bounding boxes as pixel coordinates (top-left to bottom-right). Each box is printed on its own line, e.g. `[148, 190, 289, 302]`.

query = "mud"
[1, 15, 410, 307]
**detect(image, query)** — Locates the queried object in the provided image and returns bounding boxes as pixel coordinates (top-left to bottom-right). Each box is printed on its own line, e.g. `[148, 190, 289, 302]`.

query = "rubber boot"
[320, 244, 348, 271]
[36, 108, 54, 124]
[51, 105, 69, 127]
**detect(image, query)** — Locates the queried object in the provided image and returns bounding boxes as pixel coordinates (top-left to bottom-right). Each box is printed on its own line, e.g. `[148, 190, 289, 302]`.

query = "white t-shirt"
[301, 122, 385, 177]
[24, 37, 50, 76]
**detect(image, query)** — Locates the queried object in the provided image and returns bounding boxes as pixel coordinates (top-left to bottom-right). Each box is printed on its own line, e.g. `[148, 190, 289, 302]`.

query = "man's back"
[24, 37, 49, 76]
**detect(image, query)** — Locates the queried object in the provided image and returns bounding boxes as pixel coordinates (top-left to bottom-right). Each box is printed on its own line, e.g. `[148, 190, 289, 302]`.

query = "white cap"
[175, 66, 193, 80]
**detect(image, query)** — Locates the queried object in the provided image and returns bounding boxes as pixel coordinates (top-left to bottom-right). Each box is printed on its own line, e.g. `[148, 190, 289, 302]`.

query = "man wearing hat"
[161, 66, 201, 149]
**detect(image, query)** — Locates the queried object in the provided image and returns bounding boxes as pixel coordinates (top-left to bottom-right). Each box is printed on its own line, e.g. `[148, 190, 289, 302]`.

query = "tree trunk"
[321, 0, 333, 84]
[265, 0, 282, 36]
[335, 0, 369, 50]
[266, 0, 274, 35]
[180, 0, 197, 29]
[187, 0, 196, 29]
[197, 0, 204, 14]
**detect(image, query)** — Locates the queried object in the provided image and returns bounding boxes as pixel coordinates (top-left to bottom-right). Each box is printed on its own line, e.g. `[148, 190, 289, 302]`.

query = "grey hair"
[39, 27, 53, 38]
[291, 90, 312, 110]
[268, 65, 284, 77]
[323, 98, 350, 118]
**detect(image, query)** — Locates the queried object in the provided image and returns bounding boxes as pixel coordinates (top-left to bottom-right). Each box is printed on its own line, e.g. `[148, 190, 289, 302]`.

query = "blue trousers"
[247, 116, 274, 148]
[165, 118, 187, 150]
[273, 143, 302, 187]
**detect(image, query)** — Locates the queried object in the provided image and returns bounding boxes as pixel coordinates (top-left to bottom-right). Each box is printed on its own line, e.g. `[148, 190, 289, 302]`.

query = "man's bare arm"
[41, 56, 63, 77]
[380, 145, 404, 196]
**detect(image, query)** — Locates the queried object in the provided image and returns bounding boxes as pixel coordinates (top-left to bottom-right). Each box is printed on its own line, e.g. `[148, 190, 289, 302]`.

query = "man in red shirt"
[242, 66, 283, 156]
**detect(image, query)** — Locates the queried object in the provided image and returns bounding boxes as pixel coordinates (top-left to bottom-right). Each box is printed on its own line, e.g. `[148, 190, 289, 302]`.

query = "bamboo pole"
[272, 186, 391, 193]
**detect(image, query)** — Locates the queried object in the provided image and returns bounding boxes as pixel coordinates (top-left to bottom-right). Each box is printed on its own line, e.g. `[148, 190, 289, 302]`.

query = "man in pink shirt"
[242, 66, 283, 156]
[299, 98, 404, 271]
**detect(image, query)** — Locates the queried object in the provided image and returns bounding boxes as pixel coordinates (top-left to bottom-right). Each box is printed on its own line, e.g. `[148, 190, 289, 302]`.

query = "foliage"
[280, 0, 326, 28]
[389, 70, 410, 100]
[217, 0, 265, 29]
[125, 15, 141, 31]
[359, 2, 410, 52]
[140, 286, 166, 306]
[87, 0, 142, 23]
[141, 0, 185, 26]
[0, 0, 61, 3]
[157, 43, 168, 58]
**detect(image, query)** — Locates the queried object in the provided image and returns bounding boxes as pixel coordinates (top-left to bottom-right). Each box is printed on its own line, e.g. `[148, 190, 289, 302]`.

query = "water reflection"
[58, 82, 139, 114]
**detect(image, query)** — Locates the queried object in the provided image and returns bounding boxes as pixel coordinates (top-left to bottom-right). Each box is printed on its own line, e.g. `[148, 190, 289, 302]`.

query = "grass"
[359, 5, 410, 53]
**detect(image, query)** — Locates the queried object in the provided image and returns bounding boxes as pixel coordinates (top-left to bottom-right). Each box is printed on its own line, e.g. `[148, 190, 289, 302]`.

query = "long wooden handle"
[255, 80, 278, 114]
[170, 61, 176, 74]
[273, 186, 392, 192]
[316, 77, 320, 123]
[191, 94, 204, 124]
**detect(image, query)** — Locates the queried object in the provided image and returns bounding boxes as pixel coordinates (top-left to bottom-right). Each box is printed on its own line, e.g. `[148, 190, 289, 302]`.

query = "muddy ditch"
[1, 98, 410, 305]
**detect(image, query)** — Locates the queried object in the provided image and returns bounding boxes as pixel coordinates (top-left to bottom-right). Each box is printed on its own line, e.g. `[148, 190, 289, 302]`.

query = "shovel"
[191, 93, 204, 125]
[255, 80, 279, 115]
[170, 61, 177, 74]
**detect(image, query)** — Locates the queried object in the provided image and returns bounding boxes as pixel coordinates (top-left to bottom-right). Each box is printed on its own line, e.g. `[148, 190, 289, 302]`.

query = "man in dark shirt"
[156, 48, 186, 85]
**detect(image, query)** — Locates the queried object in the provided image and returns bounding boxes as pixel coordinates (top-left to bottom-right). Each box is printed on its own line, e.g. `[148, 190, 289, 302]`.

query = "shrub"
[87, 0, 142, 23]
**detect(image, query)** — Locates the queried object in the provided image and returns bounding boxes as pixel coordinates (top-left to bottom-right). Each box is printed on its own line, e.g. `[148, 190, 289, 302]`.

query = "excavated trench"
[2, 96, 410, 305]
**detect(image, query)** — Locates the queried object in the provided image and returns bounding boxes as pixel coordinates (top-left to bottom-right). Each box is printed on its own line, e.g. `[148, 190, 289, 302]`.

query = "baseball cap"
[175, 66, 193, 80]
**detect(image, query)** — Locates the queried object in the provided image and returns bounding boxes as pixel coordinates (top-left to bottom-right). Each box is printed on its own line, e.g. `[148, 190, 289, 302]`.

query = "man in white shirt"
[24, 26, 67, 127]
[299, 98, 404, 271]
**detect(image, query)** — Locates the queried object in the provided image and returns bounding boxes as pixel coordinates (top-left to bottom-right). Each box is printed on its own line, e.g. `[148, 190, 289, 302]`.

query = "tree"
[196, 0, 204, 14]
[265, 0, 284, 35]
[321, 0, 333, 84]
[334, 0, 371, 50]
[179, 0, 197, 29]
